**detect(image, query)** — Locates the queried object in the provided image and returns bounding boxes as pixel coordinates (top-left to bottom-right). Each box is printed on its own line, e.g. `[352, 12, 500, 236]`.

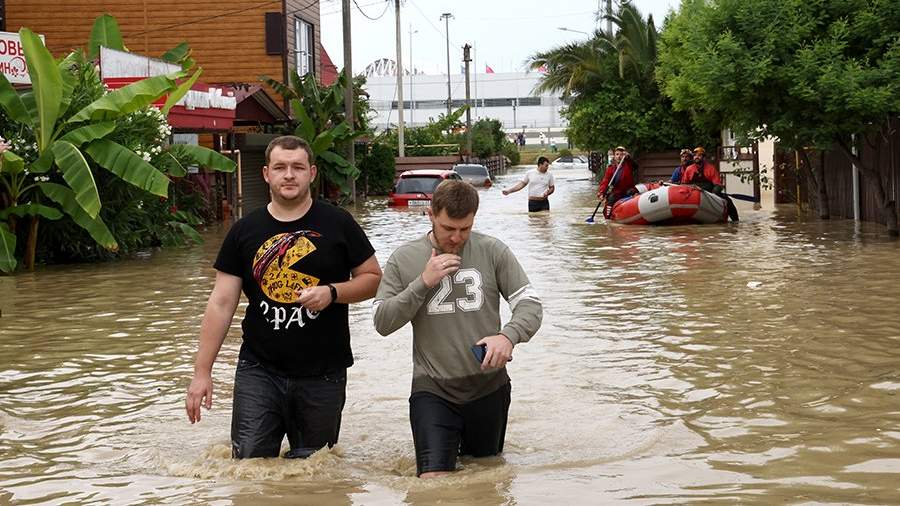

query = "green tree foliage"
[0, 16, 235, 272]
[381, 106, 468, 156]
[528, 2, 712, 154]
[656, 0, 900, 233]
[357, 142, 396, 195]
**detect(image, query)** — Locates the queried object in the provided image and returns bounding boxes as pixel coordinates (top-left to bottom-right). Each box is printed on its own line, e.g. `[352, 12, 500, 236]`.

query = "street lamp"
[557, 26, 589, 35]
[440, 12, 454, 116]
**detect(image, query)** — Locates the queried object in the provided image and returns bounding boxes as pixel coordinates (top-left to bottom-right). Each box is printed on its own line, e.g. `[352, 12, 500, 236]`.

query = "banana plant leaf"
[161, 42, 190, 63]
[0, 223, 16, 273]
[1, 150, 25, 173]
[31, 150, 53, 174]
[87, 14, 125, 60]
[59, 121, 117, 146]
[68, 74, 179, 123]
[52, 140, 101, 218]
[261, 75, 297, 100]
[291, 99, 316, 141]
[159, 151, 187, 177]
[85, 139, 169, 197]
[168, 144, 236, 172]
[170, 221, 202, 244]
[162, 68, 202, 115]
[20, 28, 63, 150]
[58, 51, 80, 114]
[318, 150, 359, 178]
[0, 74, 31, 126]
[0, 204, 63, 221]
[39, 182, 117, 250]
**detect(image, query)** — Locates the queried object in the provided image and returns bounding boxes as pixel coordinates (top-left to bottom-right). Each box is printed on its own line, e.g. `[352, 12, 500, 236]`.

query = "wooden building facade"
[3, 1, 333, 218]
[3, 0, 322, 91]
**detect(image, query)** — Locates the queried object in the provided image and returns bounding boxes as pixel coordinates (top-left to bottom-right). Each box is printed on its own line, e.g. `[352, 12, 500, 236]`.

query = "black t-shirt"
[214, 200, 375, 377]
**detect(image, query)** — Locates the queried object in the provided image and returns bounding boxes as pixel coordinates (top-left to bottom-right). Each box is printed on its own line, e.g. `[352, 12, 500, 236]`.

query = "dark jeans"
[409, 382, 512, 475]
[528, 198, 550, 212]
[231, 358, 347, 459]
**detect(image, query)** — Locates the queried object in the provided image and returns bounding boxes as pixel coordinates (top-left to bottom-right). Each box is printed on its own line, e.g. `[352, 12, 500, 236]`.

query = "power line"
[353, 0, 391, 21]
[131, 0, 280, 36]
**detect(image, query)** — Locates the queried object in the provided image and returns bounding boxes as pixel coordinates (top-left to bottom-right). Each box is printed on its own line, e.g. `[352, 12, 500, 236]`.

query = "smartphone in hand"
[471, 344, 486, 363]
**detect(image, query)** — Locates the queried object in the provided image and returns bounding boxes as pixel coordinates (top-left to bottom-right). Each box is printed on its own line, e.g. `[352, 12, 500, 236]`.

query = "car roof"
[399, 169, 456, 177]
[453, 163, 487, 168]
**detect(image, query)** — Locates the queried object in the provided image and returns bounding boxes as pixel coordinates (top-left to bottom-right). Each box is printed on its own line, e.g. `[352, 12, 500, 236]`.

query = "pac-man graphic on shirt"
[252, 230, 321, 303]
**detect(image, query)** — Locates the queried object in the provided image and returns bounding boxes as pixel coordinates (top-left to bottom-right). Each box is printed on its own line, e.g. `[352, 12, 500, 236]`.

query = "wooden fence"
[775, 118, 900, 225]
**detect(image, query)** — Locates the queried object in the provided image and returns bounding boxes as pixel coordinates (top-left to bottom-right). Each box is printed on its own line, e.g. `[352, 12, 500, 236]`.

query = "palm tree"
[527, 2, 658, 97]
[527, 33, 617, 98]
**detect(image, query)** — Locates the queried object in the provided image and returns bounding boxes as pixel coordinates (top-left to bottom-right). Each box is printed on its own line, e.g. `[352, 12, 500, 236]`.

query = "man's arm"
[543, 175, 555, 198]
[185, 271, 242, 423]
[296, 254, 382, 311]
[373, 249, 460, 335]
[502, 180, 527, 195]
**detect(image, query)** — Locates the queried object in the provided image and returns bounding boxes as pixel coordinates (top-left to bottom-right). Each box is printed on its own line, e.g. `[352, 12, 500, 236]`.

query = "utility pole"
[440, 12, 453, 117]
[606, 0, 612, 36]
[463, 44, 472, 161]
[473, 42, 478, 118]
[342, 0, 355, 201]
[395, 0, 405, 157]
[409, 24, 417, 126]
[511, 99, 517, 128]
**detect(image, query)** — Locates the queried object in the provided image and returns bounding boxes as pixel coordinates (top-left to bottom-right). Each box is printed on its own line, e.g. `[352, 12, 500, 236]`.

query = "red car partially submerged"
[388, 169, 462, 206]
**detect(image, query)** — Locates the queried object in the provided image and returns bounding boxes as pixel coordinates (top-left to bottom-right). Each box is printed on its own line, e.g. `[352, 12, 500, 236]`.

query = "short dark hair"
[431, 179, 479, 219]
[265, 135, 315, 164]
[537, 156, 550, 165]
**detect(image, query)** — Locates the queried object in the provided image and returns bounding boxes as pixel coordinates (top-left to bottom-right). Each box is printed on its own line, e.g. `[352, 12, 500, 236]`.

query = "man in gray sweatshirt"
[373, 180, 542, 478]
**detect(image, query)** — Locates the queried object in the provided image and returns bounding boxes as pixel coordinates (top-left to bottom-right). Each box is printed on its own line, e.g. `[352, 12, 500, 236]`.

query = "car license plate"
[408, 200, 430, 206]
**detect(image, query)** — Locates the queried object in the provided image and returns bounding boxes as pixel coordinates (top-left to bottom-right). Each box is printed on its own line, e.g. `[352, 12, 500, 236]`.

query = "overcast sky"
[319, 0, 680, 76]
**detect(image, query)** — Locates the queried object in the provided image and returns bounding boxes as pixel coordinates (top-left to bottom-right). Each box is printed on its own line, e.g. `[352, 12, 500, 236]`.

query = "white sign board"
[0, 31, 45, 84]
[99, 46, 180, 79]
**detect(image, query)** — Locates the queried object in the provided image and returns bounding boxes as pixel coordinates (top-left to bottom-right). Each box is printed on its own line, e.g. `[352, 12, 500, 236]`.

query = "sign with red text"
[0, 31, 45, 84]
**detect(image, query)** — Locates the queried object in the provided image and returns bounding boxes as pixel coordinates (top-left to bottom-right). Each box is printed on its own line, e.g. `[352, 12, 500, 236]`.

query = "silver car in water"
[453, 164, 493, 187]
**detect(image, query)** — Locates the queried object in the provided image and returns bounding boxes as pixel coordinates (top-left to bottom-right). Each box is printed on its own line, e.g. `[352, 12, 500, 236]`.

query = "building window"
[295, 17, 314, 76]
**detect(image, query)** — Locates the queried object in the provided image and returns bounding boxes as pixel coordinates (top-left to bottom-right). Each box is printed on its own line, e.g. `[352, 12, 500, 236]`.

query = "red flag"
[485, 64, 495, 74]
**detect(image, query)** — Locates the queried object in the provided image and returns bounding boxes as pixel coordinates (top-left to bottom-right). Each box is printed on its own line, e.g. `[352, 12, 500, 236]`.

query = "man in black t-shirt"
[185, 135, 382, 459]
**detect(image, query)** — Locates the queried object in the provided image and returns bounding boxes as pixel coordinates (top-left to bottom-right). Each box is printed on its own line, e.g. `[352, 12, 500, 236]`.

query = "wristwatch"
[326, 284, 337, 303]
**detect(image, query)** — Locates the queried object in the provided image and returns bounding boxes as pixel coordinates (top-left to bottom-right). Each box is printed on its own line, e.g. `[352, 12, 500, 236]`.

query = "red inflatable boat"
[606, 183, 728, 225]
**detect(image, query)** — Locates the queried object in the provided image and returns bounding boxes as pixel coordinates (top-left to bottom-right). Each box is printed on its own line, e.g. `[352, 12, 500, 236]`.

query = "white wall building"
[364, 71, 569, 144]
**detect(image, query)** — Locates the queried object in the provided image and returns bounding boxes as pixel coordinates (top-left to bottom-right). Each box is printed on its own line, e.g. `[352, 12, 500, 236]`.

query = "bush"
[502, 141, 521, 165]
[358, 142, 396, 195]
[558, 148, 573, 158]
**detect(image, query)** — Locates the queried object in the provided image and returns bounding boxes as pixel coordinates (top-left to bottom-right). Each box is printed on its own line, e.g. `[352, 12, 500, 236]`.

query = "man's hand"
[476, 334, 514, 370]
[422, 249, 461, 288]
[296, 285, 333, 312]
[185, 373, 213, 423]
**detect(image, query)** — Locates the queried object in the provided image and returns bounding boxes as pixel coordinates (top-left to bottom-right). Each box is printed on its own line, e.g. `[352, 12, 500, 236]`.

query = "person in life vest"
[680, 146, 722, 192]
[670, 148, 694, 184]
[597, 146, 636, 211]
[681, 146, 739, 221]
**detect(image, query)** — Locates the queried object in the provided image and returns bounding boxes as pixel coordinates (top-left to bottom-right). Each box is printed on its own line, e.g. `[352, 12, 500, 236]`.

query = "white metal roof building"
[364, 70, 569, 142]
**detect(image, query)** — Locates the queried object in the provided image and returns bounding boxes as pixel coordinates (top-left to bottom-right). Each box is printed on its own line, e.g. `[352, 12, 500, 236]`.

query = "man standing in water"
[373, 180, 542, 477]
[185, 135, 382, 459]
[502, 156, 555, 212]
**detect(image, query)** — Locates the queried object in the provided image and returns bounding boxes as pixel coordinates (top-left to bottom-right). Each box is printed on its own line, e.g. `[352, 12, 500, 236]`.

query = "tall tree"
[657, 0, 900, 233]
[527, 2, 711, 153]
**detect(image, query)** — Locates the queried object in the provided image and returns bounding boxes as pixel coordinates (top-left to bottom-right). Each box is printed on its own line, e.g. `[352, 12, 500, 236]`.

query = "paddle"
[585, 200, 604, 223]
[586, 155, 626, 223]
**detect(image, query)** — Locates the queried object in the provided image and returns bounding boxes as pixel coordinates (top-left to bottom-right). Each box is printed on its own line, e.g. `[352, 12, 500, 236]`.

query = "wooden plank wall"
[7, 0, 321, 88]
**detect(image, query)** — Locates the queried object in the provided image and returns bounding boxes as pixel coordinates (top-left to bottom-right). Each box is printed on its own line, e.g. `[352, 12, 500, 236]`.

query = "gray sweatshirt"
[373, 231, 542, 404]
